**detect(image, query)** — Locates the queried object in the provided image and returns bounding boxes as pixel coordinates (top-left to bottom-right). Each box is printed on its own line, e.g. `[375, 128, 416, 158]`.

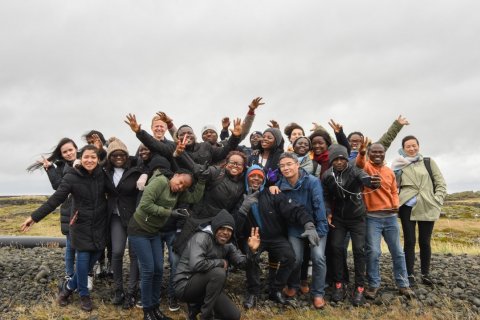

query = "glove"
[136, 174, 148, 191]
[171, 208, 190, 219]
[301, 222, 320, 246]
[238, 191, 260, 216]
[193, 163, 211, 182]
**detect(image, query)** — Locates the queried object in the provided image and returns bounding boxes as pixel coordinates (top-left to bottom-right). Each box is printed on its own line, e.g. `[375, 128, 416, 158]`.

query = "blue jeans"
[129, 234, 163, 309]
[159, 231, 178, 299]
[67, 250, 102, 297]
[288, 235, 327, 297]
[64, 234, 75, 277]
[366, 215, 409, 288]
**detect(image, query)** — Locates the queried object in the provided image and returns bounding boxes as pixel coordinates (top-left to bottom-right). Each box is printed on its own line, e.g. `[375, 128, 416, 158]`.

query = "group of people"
[21, 97, 447, 320]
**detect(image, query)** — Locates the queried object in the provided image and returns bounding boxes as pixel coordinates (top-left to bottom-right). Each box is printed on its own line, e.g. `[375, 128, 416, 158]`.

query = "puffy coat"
[191, 166, 245, 219]
[277, 168, 329, 237]
[46, 160, 73, 235]
[32, 165, 108, 251]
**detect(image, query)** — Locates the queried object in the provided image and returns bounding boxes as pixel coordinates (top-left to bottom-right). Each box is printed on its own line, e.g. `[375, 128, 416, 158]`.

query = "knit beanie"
[328, 144, 348, 166]
[250, 131, 262, 138]
[201, 125, 218, 135]
[247, 168, 265, 180]
[107, 137, 129, 159]
[263, 128, 284, 148]
[211, 209, 235, 235]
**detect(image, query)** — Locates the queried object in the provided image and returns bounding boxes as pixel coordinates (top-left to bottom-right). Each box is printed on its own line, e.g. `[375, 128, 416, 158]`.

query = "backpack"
[395, 157, 435, 192]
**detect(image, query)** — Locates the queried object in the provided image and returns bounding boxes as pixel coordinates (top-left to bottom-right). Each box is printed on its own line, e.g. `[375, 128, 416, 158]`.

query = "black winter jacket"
[104, 164, 143, 228]
[190, 166, 245, 219]
[136, 129, 240, 166]
[321, 161, 373, 220]
[46, 160, 73, 235]
[32, 165, 108, 251]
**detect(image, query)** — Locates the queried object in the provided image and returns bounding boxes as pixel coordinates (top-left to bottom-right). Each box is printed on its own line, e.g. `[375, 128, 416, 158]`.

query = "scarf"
[313, 151, 329, 176]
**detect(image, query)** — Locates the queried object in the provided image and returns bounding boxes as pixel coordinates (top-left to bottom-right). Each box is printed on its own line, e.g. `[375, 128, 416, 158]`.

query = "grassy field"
[1, 194, 479, 319]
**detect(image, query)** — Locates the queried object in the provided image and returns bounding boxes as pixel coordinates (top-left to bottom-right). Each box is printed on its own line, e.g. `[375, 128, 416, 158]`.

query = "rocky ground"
[0, 246, 479, 319]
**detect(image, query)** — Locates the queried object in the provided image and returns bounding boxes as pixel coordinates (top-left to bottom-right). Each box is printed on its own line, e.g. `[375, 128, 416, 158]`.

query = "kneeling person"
[173, 210, 260, 320]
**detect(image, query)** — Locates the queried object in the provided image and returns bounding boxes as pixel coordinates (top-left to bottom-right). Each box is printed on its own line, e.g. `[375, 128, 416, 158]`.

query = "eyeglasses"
[227, 161, 244, 168]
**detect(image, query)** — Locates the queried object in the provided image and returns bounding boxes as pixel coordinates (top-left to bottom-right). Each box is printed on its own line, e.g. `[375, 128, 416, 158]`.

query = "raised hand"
[358, 136, 371, 156]
[221, 117, 230, 130]
[174, 134, 188, 157]
[91, 134, 103, 150]
[247, 227, 261, 253]
[249, 97, 264, 111]
[125, 113, 141, 133]
[310, 122, 322, 132]
[397, 115, 410, 126]
[38, 156, 52, 170]
[267, 120, 279, 129]
[230, 118, 243, 137]
[328, 119, 343, 133]
[156, 111, 173, 125]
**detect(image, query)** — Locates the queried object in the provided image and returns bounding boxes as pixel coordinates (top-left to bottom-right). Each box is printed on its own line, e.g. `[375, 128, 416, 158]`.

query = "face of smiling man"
[368, 143, 385, 165]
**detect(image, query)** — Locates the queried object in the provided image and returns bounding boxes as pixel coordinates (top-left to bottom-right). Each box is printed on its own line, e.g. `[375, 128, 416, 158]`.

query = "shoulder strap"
[423, 157, 436, 192]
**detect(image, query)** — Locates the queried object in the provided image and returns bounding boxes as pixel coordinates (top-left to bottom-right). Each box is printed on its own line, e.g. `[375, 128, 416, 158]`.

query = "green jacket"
[377, 119, 403, 152]
[399, 156, 447, 221]
[133, 171, 205, 233]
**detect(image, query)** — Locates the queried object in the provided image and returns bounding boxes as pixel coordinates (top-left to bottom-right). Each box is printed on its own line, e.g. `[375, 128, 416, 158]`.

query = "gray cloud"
[1, 0, 479, 194]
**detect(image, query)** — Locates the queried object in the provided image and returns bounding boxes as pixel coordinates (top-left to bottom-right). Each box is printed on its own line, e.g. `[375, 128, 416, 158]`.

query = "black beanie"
[211, 209, 235, 235]
[328, 144, 348, 166]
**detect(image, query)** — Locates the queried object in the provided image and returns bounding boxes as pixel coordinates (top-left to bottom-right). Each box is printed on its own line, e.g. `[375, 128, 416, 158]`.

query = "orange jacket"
[356, 153, 399, 213]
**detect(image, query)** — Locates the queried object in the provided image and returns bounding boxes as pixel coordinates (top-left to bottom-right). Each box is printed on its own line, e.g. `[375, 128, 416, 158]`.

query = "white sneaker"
[87, 275, 94, 291]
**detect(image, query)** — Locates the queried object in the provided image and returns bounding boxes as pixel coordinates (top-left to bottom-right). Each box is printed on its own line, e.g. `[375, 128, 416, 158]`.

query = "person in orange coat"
[356, 138, 415, 300]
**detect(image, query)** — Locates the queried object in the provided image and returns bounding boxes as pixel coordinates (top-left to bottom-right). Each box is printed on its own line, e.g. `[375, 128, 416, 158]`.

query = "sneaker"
[57, 280, 73, 307]
[351, 286, 366, 307]
[87, 275, 94, 291]
[123, 292, 136, 309]
[112, 289, 124, 305]
[168, 297, 180, 312]
[282, 286, 297, 298]
[313, 296, 326, 309]
[136, 299, 143, 309]
[365, 287, 379, 300]
[300, 280, 310, 294]
[331, 282, 346, 302]
[143, 309, 157, 320]
[80, 295, 93, 311]
[152, 305, 173, 320]
[399, 287, 416, 299]
[421, 274, 434, 286]
[243, 294, 257, 309]
[408, 275, 416, 287]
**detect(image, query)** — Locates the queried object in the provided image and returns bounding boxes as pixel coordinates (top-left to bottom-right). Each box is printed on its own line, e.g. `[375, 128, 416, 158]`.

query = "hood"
[211, 209, 235, 240]
[245, 164, 266, 193]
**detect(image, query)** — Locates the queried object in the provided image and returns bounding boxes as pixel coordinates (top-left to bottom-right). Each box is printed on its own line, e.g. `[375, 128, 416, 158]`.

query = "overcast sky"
[1, 0, 478, 195]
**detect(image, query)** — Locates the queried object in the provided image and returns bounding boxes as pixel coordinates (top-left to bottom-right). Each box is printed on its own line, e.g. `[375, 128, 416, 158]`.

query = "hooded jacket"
[173, 210, 247, 297]
[277, 168, 329, 237]
[32, 165, 108, 251]
[248, 128, 284, 185]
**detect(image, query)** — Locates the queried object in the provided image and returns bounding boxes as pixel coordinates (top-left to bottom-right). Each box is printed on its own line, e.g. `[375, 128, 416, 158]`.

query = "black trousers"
[330, 216, 366, 287]
[399, 205, 435, 276]
[246, 239, 295, 295]
[181, 267, 240, 320]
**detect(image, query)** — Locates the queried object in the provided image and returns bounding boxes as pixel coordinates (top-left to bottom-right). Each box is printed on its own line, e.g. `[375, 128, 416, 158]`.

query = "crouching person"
[174, 210, 260, 320]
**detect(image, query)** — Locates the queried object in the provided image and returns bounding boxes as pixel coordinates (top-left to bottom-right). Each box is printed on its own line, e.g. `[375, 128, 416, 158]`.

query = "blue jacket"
[277, 168, 328, 237]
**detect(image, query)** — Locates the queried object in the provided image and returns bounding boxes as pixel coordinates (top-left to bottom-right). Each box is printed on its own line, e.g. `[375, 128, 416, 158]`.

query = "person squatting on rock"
[173, 209, 261, 320]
